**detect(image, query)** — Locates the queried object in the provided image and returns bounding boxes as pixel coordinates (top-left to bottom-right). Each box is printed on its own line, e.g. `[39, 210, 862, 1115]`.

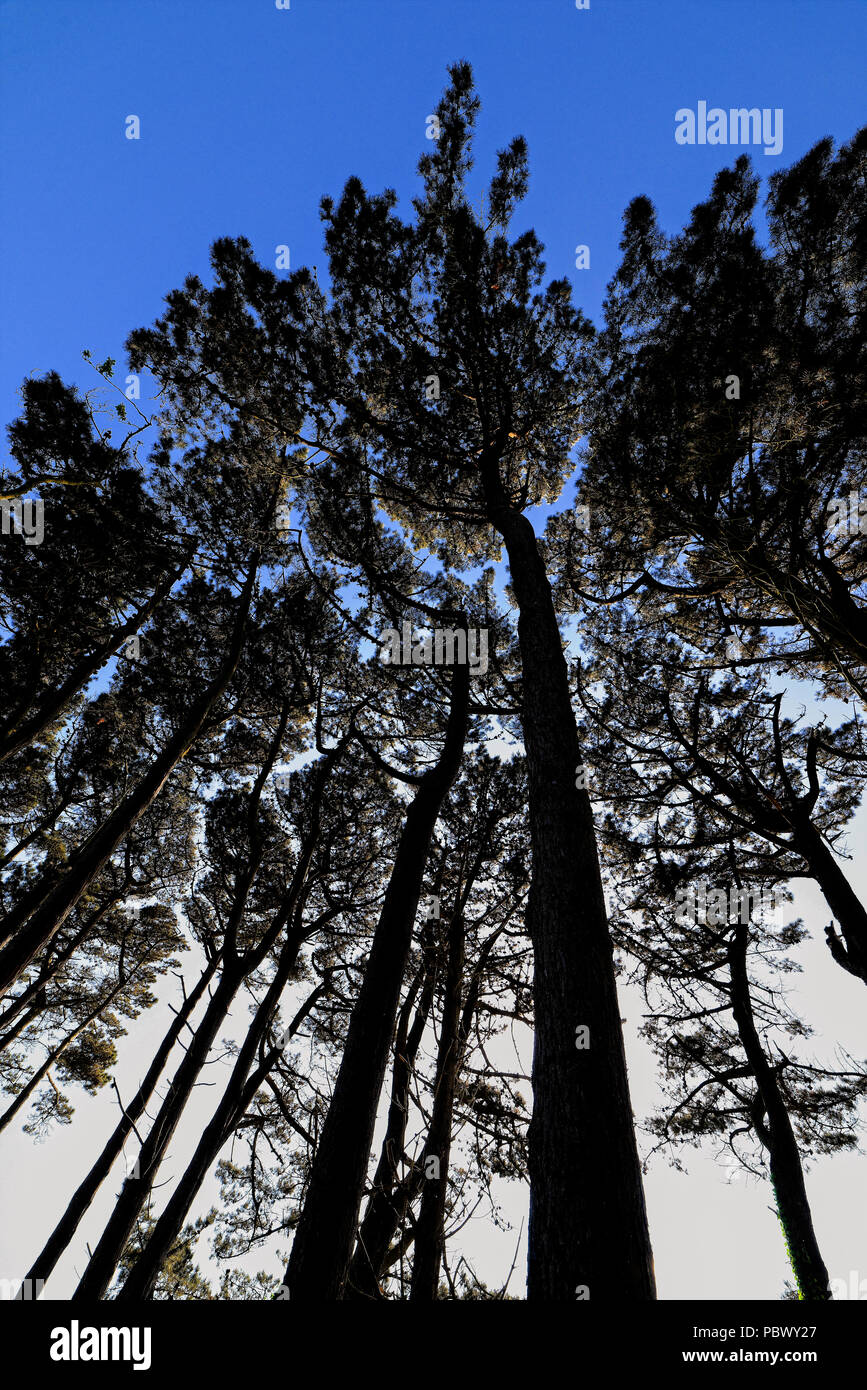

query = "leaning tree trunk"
[409, 912, 464, 1300]
[0, 558, 189, 765]
[0, 896, 121, 1042]
[794, 820, 867, 985]
[284, 656, 470, 1300]
[22, 955, 219, 1293]
[0, 563, 258, 997]
[71, 967, 245, 1301]
[345, 946, 438, 1300]
[115, 934, 325, 1300]
[729, 536, 867, 691]
[346, 924, 501, 1299]
[483, 460, 656, 1301]
[112, 734, 346, 1300]
[0, 964, 141, 1135]
[727, 921, 831, 1301]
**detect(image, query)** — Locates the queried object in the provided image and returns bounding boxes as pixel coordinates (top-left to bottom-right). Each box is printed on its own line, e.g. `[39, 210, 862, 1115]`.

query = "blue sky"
[2, 0, 866, 436]
[1, 0, 866, 1302]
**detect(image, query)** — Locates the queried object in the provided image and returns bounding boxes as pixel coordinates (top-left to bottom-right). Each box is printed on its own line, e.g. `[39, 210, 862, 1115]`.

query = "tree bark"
[87, 732, 343, 1300]
[0, 563, 258, 997]
[345, 945, 438, 1300]
[0, 559, 189, 765]
[21, 955, 219, 1292]
[794, 822, 867, 985]
[483, 462, 656, 1301]
[114, 934, 318, 1300]
[727, 922, 831, 1300]
[71, 966, 245, 1300]
[409, 912, 464, 1300]
[284, 656, 470, 1300]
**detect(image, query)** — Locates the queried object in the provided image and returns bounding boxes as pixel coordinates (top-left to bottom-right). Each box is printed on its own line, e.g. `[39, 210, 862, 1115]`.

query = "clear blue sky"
[2, 0, 866, 1301]
[2, 0, 866, 435]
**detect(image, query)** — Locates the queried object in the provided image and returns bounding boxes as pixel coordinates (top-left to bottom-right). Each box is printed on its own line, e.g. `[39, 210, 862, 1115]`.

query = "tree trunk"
[483, 465, 656, 1301]
[105, 734, 344, 1300]
[0, 898, 118, 1043]
[71, 967, 243, 1300]
[0, 559, 188, 765]
[284, 657, 470, 1300]
[727, 922, 831, 1300]
[347, 925, 502, 1299]
[0, 964, 137, 1134]
[732, 538, 867, 686]
[409, 913, 464, 1300]
[345, 944, 438, 1300]
[115, 933, 318, 1300]
[21, 956, 219, 1292]
[795, 821, 867, 984]
[0, 564, 258, 997]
